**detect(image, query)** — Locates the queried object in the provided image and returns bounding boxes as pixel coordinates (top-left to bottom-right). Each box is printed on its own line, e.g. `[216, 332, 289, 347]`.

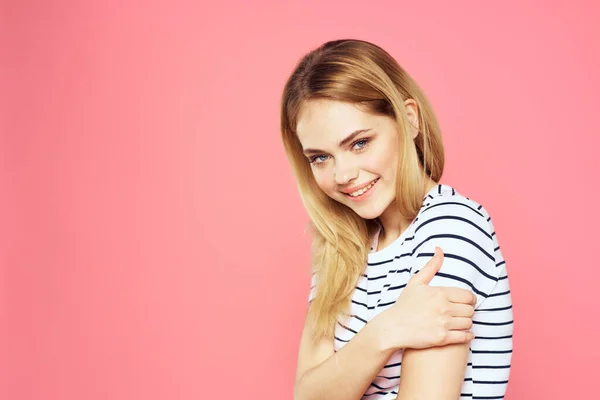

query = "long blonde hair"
[280, 39, 445, 342]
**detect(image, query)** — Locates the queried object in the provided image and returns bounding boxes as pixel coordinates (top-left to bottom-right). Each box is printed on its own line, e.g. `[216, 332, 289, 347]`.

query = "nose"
[333, 160, 359, 186]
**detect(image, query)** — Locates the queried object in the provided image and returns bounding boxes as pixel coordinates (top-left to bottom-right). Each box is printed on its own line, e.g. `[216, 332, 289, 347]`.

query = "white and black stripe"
[308, 184, 513, 399]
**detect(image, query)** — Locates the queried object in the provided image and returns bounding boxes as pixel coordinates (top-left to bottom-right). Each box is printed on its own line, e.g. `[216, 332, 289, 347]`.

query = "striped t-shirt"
[309, 184, 513, 399]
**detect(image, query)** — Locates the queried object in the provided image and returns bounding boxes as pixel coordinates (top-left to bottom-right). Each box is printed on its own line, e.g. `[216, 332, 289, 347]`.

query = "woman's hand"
[372, 247, 476, 352]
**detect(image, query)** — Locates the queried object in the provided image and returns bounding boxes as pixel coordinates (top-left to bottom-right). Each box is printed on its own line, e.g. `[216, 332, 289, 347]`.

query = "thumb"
[411, 247, 444, 285]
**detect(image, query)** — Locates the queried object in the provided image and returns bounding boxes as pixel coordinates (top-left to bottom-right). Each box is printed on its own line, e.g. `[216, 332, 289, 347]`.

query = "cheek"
[313, 168, 335, 192]
[364, 152, 397, 179]
[375, 143, 399, 178]
[385, 153, 399, 177]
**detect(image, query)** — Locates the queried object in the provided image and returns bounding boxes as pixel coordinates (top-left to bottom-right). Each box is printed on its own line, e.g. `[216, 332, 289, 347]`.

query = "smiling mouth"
[346, 178, 379, 197]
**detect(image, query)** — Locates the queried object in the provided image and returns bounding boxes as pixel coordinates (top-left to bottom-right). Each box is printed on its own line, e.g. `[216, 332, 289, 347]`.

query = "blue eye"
[352, 138, 370, 150]
[310, 154, 330, 164]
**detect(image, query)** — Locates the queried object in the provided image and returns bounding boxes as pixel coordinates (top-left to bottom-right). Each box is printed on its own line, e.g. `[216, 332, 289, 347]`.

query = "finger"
[444, 330, 475, 345]
[448, 317, 473, 331]
[411, 247, 444, 285]
[450, 303, 475, 318]
[441, 287, 477, 306]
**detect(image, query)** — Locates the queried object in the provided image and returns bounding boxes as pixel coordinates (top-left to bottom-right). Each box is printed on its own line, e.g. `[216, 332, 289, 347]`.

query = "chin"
[353, 208, 384, 220]
[343, 200, 385, 220]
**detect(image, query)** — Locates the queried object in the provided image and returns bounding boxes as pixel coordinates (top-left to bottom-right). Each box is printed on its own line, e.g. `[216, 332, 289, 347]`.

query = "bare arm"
[396, 344, 470, 400]
[294, 313, 394, 400]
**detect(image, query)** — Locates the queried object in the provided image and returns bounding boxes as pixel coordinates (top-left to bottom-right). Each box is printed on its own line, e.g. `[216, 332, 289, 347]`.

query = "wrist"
[366, 311, 401, 356]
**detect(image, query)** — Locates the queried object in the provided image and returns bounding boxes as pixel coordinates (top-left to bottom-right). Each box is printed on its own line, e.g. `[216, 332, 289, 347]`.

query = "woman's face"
[295, 99, 417, 220]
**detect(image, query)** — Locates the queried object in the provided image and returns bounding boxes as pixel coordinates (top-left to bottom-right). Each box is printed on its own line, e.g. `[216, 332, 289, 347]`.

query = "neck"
[377, 177, 438, 244]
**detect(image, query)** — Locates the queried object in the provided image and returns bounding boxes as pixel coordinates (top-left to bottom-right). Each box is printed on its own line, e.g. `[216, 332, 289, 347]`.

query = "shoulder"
[410, 184, 501, 303]
[415, 184, 493, 237]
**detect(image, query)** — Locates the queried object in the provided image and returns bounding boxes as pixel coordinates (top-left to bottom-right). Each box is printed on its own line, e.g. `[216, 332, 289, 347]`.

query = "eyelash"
[309, 138, 371, 165]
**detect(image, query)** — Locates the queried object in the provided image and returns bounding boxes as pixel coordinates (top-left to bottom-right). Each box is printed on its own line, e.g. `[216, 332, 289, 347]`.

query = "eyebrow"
[302, 129, 372, 155]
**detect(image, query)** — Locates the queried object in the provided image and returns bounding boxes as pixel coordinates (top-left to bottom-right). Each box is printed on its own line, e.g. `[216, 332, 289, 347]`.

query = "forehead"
[296, 100, 379, 146]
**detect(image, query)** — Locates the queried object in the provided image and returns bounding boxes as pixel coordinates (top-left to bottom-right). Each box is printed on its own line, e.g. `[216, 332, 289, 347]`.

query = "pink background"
[3, 0, 599, 399]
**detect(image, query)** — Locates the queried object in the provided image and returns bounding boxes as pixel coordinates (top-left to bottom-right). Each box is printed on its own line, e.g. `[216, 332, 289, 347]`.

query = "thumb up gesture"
[372, 247, 477, 351]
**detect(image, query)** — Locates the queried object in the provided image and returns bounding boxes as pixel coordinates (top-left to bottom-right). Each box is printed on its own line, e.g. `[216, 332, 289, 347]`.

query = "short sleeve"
[308, 271, 317, 303]
[409, 198, 501, 308]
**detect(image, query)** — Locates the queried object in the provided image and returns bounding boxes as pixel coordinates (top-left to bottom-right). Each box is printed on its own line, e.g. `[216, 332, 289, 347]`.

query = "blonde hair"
[280, 39, 445, 342]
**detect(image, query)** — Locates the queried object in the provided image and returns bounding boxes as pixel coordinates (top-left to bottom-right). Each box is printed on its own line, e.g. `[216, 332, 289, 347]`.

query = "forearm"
[294, 320, 395, 400]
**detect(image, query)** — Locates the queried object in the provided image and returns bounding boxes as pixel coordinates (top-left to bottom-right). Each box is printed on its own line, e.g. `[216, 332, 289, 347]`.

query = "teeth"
[349, 180, 376, 197]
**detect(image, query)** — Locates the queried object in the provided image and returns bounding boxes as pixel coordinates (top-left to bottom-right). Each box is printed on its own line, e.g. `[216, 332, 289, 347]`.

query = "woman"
[280, 39, 513, 400]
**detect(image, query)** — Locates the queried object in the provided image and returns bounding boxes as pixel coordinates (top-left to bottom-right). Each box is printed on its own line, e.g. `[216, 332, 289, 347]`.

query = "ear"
[403, 99, 419, 139]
